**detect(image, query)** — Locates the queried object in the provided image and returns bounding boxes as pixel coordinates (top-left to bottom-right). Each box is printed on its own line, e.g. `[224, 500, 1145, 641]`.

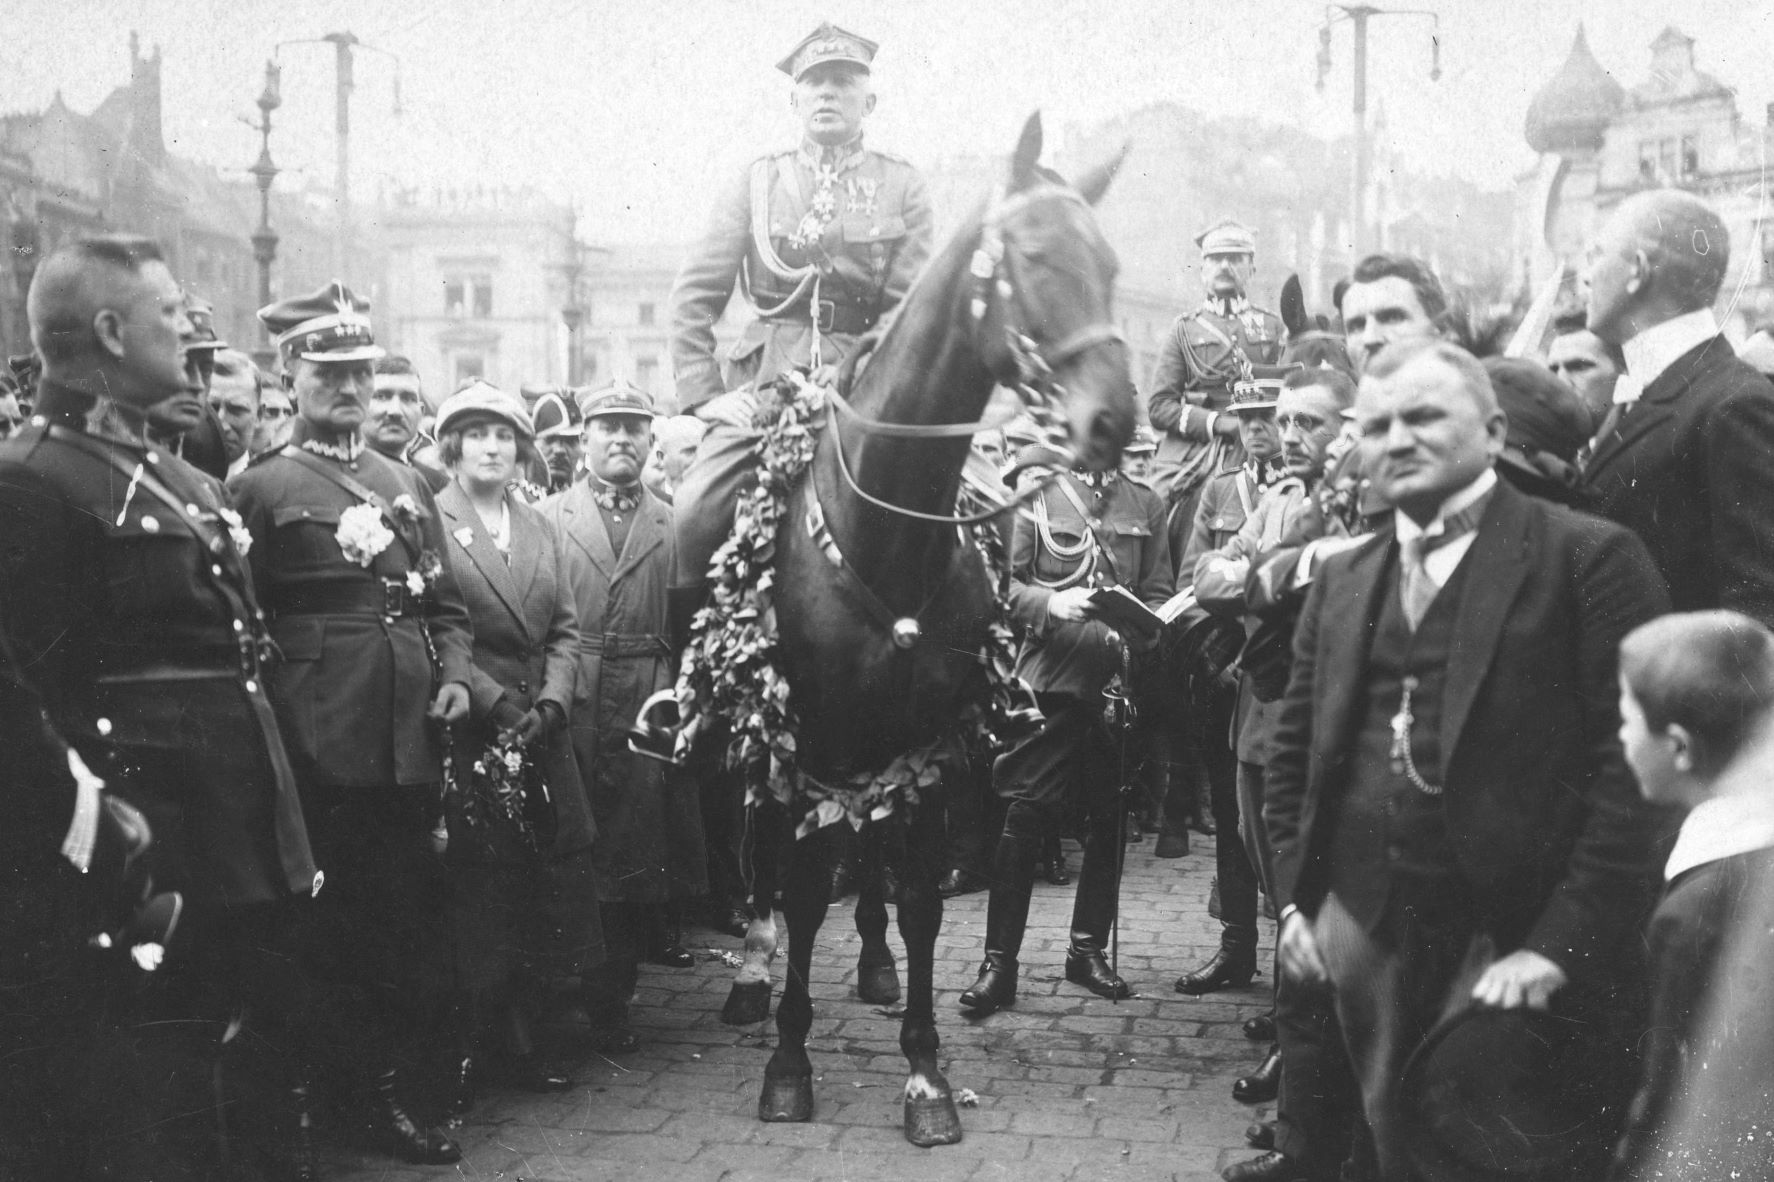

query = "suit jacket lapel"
[1318, 533, 1392, 760]
[438, 482, 530, 637]
[508, 503, 543, 600]
[561, 481, 617, 577]
[1584, 337, 1725, 478]
[1439, 482, 1532, 770]
[613, 488, 667, 583]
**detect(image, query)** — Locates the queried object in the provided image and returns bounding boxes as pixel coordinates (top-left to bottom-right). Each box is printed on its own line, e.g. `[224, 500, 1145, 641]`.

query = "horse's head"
[974, 113, 1135, 472]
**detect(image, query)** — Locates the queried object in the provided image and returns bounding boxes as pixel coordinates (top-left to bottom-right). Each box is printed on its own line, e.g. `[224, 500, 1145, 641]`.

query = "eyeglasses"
[1275, 413, 1329, 433]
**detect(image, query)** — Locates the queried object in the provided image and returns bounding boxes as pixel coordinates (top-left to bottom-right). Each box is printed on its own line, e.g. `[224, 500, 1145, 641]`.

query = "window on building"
[445, 276, 493, 319]
[1680, 134, 1699, 178]
[634, 355, 659, 391]
[454, 354, 485, 387]
[637, 302, 656, 327]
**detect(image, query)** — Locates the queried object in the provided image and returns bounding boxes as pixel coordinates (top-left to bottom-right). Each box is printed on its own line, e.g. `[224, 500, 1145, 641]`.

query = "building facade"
[0, 36, 336, 362]
[1518, 25, 1774, 334]
[376, 185, 582, 399]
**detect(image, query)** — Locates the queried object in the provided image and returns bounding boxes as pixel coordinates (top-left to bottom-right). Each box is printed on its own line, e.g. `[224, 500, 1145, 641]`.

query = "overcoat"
[434, 480, 594, 858]
[230, 442, 474, 788]
[540, 480, 706, 902]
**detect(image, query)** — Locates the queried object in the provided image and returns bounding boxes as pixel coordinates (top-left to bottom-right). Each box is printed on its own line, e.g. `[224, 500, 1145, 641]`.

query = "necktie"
[1398, 502, 1484, 630]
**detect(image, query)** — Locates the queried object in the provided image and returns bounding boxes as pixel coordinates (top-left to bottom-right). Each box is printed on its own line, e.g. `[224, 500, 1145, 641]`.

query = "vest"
[1325, 546, 1476, 926]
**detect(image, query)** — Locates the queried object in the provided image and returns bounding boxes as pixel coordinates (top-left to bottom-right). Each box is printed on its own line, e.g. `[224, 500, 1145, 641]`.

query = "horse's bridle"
[824, 181, 1126, 525]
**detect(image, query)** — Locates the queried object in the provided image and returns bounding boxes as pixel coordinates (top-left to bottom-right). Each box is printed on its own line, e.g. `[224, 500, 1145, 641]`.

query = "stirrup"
[627, 689, 684, 765]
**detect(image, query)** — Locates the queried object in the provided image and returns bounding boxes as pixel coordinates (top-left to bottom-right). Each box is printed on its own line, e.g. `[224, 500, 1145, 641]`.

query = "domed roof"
[1525, 26, 1624, 155]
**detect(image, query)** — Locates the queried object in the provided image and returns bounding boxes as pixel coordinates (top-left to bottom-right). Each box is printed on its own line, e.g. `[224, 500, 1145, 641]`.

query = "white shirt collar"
[1665, 789, 1774, 882]
[1393, 466, 1497, 545]
[1620, 308, 1717, 394]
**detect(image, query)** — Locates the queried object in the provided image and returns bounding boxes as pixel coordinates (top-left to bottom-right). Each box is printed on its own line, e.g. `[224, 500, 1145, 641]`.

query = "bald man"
[1581, 189, 1774, 625]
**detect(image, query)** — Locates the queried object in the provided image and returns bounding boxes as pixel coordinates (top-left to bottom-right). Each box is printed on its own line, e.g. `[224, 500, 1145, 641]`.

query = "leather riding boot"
[1174, 928, 1259, 995]
[374, 1069, 461, 1164]
[1063, 814, 1132, 1000]
[1232, 1042, 1283, 1104]
[959, 833, 1040, 1015]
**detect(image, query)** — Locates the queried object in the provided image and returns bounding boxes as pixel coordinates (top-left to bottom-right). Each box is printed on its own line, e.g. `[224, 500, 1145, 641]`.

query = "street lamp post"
[248, 60, 281, 367]
[1317, 4, 1441, 260]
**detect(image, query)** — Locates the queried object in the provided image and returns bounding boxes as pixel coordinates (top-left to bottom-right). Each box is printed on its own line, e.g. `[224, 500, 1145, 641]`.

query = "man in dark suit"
[1581, 188, 1774, 624]
[1267, 339, 1670, 1181]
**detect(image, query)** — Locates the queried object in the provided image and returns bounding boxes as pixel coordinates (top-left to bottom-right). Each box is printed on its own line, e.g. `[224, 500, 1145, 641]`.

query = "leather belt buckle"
[815, 298, 837, 333]
[381, 578, 406, 618]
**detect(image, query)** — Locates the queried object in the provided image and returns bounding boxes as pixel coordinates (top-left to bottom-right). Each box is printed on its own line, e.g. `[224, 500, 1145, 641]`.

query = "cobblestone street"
[330, 830, 1276, 1182]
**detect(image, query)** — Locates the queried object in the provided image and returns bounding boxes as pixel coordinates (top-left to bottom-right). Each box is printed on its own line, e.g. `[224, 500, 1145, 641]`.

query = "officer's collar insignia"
[591, 480, 640, 514]
[301, 434, 365, 462]
[1205, 295, 1252, 318]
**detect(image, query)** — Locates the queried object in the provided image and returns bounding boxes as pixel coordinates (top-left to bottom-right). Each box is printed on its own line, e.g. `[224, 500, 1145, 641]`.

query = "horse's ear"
[1280, 275, 1307, 337]
[1009, 112, 1043, 193]
[1074, 141, 1129, 207]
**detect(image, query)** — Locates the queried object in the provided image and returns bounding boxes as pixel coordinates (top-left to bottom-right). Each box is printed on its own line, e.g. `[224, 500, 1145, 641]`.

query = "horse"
[708, 113, 1134, 1148]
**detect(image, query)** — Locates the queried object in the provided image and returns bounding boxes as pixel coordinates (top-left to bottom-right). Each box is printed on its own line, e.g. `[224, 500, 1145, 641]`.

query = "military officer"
[667, 21, 934, 618]
[229, 281, 475, 1167]
[1148, 219, 1286, 558]
[0, 234, 320, 1178]
[959, 459, 1174, 1014]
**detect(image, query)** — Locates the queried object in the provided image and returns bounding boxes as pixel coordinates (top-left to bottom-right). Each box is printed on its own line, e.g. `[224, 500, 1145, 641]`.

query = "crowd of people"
[5, 19, 1774, 1182]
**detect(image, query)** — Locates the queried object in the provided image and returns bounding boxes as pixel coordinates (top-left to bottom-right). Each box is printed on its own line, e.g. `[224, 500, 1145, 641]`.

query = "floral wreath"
[674, 372, 1023, 837]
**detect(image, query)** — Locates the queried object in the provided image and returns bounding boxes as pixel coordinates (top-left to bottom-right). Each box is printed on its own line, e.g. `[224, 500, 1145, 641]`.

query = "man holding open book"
[958, 454, 1173, 1013]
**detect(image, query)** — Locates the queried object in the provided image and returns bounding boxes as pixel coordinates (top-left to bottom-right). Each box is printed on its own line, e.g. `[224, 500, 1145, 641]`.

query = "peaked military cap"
[577, 381, 657, 421]
[778, 22, 878, 80]
[182, 293, 227, 352]
[1125, 426, 1159, 454]
[1195, 218, 1257, 257]
[531, 389, 582, 439]
[1229, 363, 1300, 412]
[258, 281, 385, 364]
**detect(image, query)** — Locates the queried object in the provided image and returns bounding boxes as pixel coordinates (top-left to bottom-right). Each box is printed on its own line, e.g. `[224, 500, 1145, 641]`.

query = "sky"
[3, 0, 1772, 245]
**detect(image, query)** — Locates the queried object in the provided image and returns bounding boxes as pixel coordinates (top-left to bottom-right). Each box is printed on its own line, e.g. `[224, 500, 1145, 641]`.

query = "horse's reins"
[819, 181, 1126, 527]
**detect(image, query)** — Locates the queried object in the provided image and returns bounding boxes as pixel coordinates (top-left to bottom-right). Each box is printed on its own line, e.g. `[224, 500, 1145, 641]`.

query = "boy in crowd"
[1613, 610, 1774, 1178]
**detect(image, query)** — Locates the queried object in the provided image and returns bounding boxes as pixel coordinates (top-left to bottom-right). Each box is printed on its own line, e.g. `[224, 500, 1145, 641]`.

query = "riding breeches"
[671, 417, 761, 591]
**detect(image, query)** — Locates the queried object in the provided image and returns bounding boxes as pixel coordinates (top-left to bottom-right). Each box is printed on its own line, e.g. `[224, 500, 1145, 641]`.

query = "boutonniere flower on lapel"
[453, 525, 475, 549]
[391, 493, 422, 523]
[406, 550, 445, 600]
[217, 506, 253, 558]
[336, 503, 395, 567]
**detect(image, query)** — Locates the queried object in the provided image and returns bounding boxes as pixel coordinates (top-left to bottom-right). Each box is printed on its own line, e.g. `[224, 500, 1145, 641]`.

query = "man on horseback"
[1148, 220, 1286, 559]
[960, 460, 1174, 1014]
[667, 21, 934, 622]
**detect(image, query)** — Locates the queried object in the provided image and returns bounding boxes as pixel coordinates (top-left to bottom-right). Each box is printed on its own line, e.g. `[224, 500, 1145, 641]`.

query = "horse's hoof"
[904, 1093, 963, 1147]
[721, 980, 773, 1026]
[759, 1070, 814, 1123]
[857, 957, 901, 1005]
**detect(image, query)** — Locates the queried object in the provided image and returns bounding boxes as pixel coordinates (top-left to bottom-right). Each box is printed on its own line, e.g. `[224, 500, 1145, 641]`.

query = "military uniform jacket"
[1007, 472, 1174, 699]
[669, 138, 934, 410]
[1176, 457, 1269, 583]
[229, 440, 474, 788]
[0, 382, 317, 909]
[1146, 301, 1284, 499]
